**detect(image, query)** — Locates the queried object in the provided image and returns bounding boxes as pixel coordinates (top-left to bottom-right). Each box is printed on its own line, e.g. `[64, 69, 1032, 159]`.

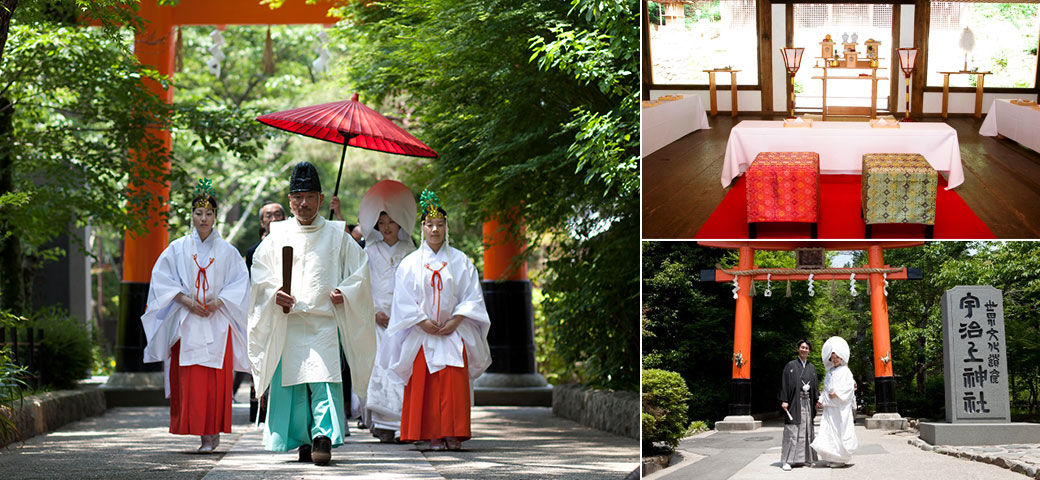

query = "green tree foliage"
[0, 1, 263, 314]
[642, 243, 816, 424]
[642, 368, 690, 450]
[333, 0, 638, 390]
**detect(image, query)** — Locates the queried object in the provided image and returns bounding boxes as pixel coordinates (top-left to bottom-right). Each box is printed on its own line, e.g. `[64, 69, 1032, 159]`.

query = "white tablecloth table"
[721, 121, 964, 189]
[641, 96, 710, 157]
[979, 99, 1040, 154]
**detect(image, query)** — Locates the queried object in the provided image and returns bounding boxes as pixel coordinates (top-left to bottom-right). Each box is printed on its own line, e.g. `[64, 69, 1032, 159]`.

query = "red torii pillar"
[476, 217, 549, 400]
[700, 241, 922, 430]
[117, 0, 337, 373]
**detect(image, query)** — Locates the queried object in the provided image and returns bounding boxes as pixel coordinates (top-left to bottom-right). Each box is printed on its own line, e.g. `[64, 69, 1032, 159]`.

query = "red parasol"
[256, 93, 437, 218]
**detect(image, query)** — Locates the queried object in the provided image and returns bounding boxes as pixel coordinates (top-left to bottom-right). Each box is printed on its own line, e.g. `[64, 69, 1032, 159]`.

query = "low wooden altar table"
[938, 71, 992, 119]
[813, 59, 887, 120]
[703, 69, 740, 117]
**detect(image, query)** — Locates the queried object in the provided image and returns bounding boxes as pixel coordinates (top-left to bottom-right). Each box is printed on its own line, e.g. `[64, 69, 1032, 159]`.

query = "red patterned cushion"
[745, 152, 820, 223]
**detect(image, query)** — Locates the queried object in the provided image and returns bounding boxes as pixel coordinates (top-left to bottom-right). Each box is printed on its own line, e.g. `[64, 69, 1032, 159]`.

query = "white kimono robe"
[811, 337, 858, 464]
[140, 229, 250, 398]
[382, 243, 492, 387]
[247, 216, 377, 400]
[364, 239, 415, 429]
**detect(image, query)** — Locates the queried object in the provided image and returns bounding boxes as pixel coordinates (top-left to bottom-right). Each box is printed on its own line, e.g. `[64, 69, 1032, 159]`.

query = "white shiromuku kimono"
[247, 216, 377, 399]
[141, 229, 251, 397]
[382, 243, 492, 388]
[811, 336, 858, 465]
[364, 239, 416, 431]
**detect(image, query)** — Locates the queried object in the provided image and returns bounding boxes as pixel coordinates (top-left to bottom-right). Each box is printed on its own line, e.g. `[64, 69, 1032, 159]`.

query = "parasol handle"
[281, 246, 292, 314]
[329, 131, 359, 220]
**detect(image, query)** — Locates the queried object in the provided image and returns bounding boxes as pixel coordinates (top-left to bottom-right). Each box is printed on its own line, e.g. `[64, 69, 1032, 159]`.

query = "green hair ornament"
[192, 178, 215, 210]
[419, 189, 443, 219]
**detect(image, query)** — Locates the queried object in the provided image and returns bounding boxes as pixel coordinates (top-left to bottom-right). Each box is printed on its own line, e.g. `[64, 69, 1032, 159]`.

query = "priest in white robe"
[359, 180, 417, 443]
[141, 182, 250, 453]
[382, 189, 492, 451]
[248, 162, 376, 466]
[811, 336, 858, 467]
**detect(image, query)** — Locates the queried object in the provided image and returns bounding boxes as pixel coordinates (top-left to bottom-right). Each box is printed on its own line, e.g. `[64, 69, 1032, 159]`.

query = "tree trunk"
[0, 0, 19, 62]
[0, 96, 25, 314]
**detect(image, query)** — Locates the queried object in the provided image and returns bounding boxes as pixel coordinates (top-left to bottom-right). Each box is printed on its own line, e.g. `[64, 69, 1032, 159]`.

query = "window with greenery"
[792, 3, 893, 111]
[927, 2, 1039, 88]
[647, 0, 759, 86]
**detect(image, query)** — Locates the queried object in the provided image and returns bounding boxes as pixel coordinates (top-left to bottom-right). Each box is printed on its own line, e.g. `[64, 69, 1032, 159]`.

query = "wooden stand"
[704, 69, 741, 117]
[938, 71, 992, 119]
[812, 58, 887, 120]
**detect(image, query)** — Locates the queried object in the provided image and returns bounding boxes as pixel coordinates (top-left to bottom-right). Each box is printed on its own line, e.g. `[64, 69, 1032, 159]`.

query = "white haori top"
[248, 215, 376, 398]
[141, 229, 251, 398]
[383, 242, 492, 385]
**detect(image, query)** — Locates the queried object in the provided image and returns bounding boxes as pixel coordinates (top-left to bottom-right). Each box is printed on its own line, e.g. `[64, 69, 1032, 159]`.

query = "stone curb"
[552, 383, 638, 439]
[1, 386, 106, 448]
[908, 437, 1040, 479]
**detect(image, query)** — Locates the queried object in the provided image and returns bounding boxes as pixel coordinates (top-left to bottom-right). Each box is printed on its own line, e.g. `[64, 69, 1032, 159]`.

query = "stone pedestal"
[919, 422, 1040, 446]
[100, 371, 167, 407]
[715, 415, 761, 431]
[865, 412, 908, 430]
[474, 372, 552, 406]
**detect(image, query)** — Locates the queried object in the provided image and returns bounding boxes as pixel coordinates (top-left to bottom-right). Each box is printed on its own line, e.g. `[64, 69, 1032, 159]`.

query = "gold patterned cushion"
[861, 153, 937, 225]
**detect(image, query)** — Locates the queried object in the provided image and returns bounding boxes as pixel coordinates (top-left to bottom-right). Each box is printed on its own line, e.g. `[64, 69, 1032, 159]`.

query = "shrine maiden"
[248, 162, 377, 466]
[141, 180, 250, 453]
[810, 336, 859, 467]
[383, 190, 491, 451]
[359, 180, 417, 443]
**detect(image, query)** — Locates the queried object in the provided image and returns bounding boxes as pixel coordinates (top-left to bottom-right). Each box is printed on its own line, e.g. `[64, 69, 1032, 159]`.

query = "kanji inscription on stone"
[941, 286, 1010, 423]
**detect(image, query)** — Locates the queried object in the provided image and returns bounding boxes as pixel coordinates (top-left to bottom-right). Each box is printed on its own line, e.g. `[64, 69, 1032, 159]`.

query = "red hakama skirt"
[400, 346, 471, 442]
[168, 333, 234, 435]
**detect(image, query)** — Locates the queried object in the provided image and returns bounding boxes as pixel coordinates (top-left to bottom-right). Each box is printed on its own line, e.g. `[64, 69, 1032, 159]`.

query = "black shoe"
[373, 428, 396, 443]
[311, 435, 332, 466]
[298, 444, 312, 462]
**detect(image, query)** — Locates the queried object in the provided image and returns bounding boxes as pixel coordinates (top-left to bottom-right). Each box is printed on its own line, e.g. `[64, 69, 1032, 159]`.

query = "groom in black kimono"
[778, 338, 819, 470]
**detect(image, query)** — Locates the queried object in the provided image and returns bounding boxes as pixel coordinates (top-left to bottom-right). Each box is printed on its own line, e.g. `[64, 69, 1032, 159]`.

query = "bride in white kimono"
[141, 185, 250, 453]
[359, 180, 417, 442]
[810, 336, 858, 467]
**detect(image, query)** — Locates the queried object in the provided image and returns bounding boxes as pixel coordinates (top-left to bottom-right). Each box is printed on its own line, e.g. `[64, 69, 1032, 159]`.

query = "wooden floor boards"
[641, 114, 1040, 239]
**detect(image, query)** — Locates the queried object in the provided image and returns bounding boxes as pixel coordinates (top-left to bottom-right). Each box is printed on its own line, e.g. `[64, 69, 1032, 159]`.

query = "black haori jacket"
[778, 358, 819, 425]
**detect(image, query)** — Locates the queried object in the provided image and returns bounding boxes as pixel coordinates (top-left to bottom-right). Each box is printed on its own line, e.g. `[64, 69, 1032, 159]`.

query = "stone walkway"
[0, 401, 638, 479]
[645, 417, 1031, 480]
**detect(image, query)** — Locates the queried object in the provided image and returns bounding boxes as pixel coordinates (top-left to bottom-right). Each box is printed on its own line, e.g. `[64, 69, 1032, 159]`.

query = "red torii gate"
[119, 2, 537, 389]
[698, 241, 923, 431]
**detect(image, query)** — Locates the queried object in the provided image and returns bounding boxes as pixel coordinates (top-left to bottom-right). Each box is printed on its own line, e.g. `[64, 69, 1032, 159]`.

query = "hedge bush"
[642, 368, 691, 449]
[30, 307, 92, 390]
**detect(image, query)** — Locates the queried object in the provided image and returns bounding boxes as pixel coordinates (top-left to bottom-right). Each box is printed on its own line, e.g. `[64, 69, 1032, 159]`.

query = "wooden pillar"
[641, 0, 653, 100]
[729, 246, 754, 415]
[116, 0, 174, 372]
[912, 0, 930, 118]
[757, 0, 773, 115]
[889, 2, 901, 114]
[868, 245, 898, 413]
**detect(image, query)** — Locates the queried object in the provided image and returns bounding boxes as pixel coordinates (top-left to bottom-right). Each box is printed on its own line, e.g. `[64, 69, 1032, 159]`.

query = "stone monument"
[919, 286, 1040, 445]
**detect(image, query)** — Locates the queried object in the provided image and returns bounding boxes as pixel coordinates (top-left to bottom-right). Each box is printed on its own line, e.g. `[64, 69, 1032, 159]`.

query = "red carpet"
[695, 175, 995, 239]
